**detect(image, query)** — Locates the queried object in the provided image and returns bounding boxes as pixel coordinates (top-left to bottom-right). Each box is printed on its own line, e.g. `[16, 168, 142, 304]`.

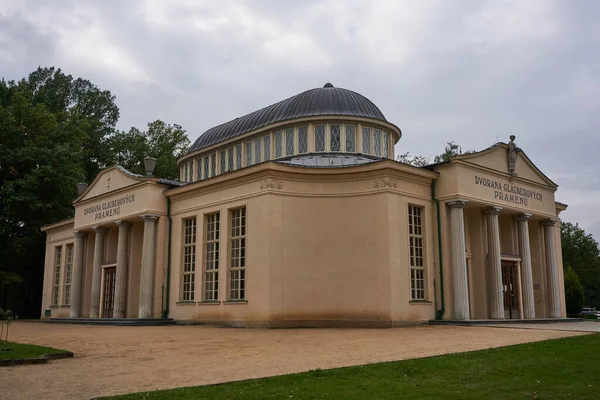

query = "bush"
[564, 266, 585, 315]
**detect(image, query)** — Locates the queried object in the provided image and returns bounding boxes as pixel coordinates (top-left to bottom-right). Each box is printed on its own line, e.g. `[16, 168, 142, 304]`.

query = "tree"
[109, 120, 189, 180]
[432, 141, 475, 164]
[564, 266, 585, 314]
[561, 222, 600, 308]
[0, 77, 88, 316]
[20, 67, 120, 182]
[396, 152, 430, 167]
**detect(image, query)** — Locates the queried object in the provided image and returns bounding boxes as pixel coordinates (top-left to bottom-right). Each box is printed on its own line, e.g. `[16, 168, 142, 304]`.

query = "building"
[40, 83, 567, 327]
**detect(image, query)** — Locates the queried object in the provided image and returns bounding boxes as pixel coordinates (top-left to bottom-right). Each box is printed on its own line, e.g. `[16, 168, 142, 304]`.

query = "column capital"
[513, 213, 532, 222]
[92, 225, 107, 233]
[115, 220, 132, 228]
[73, 231, 87, 239]
[446, 199, 468, 208]
[542, 219, 558, 227]
[484, 206, 503, 215]
[140, 214, 159, 221]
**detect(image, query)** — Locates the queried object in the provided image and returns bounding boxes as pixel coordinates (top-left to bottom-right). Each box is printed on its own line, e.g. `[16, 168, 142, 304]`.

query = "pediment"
[454, 143, 557, 189]
[75, 166, 146, 203]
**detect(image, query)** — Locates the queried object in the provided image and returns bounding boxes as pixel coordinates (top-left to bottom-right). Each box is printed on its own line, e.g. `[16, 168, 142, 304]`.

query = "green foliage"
[109, 120, 189, 179]
[107, 335, 600, 400]
[395, 152, 430, 167]
[561, 222, 600, 308]
[564, 266, 585, 314]
[396, 141, 475, 166]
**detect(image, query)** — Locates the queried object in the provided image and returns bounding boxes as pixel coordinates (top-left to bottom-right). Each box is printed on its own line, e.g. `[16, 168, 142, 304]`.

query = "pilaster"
[113, 220, 131, 319]
[447, 200, 470, 320]
[139, 215, 158, 319]
[90, 226, 106, 318]
[515, 213, 536, 319]
[69, 231, 87, 318]
[485, 207, 504, 319]
[543, 220, 561, 318]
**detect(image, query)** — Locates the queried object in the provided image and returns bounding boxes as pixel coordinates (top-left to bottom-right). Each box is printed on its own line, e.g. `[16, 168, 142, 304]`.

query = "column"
[139, 215, 158, 319]
[447, 200, 470, 320]
[543, 220, 561, 318]
[485, 207, 504, 320]
[515, 213, 536, 319]
[89, 226, 106, 318]
[69, 231, 87, 318]
[113, 220, 131, 319]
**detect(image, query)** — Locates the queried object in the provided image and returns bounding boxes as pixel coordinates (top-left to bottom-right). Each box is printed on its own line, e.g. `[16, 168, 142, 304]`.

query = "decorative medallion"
[507, 135, 519, 177]
[260, 178, 283, 190]
[373, 177, 398, 189]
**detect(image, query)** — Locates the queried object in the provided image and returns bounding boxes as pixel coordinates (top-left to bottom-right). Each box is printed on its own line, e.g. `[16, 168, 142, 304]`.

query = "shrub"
[564, 266, 585, 315]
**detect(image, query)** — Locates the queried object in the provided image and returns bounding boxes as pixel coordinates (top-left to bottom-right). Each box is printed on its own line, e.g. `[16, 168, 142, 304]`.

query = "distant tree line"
[0, 67, 189, 317]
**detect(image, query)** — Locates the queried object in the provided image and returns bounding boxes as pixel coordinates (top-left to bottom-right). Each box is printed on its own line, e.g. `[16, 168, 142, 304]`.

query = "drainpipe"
[432, 180, 445, 320]
[162, 197, 172, 319]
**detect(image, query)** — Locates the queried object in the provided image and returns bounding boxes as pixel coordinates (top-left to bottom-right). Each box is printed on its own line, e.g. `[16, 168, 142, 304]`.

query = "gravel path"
[0, 321, 586, 400]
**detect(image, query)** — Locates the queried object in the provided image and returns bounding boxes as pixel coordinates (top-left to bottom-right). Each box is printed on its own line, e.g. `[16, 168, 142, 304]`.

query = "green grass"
[106, 334, 600, 400]
[0, 340, 70, 360]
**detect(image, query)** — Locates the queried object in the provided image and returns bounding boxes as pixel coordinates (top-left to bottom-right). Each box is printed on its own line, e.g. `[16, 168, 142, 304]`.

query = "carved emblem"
[106, 175, 111, 189]
[260, 178, 282, 190]
[507, 135, 519, 177]
[373, 177, 398, 189]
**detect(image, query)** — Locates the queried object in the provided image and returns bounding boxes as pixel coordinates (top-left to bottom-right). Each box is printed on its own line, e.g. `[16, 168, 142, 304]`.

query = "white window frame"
[298, 126, 308, 154]
[362, 127, 372, 155]
[285, 128, 295, 156]
[204, 213, 220, 301]
[263, 134, 271, 161]
[408, 205, 426, 301]
[229, 207, 246, 300]
[182, 217, 197, 301]
[314, 124, 326, 152]
[275, 131, 283, 158]
[63, 244, 74, 305]
[52, 246, 62, 306]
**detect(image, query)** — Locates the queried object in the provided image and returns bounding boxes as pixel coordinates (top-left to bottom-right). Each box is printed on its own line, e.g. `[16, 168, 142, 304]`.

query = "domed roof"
[189, 84, 390, 152]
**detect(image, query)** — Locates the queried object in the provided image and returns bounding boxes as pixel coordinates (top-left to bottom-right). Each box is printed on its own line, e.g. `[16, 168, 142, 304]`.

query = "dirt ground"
[0, 321, 587, 400]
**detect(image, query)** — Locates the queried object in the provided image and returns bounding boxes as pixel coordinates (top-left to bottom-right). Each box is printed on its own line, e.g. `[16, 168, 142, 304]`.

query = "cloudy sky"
[1, 0, 599, 239]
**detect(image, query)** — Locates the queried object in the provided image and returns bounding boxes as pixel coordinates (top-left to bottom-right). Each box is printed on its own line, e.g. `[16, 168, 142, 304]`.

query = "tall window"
[235, 144, 242, 170]
[275, 131, 283, 158]
[383, 132, 389, 158]
[220, 150, 226, 174]
[285, 128, 294, 156]
[345, 125, 356, 152]
[227, 147, 234, 172]
[362, 127, 371, 155]
[315, 124, 325, 152]
[330, 124, 341, 151]
[182, 218, 197, 301]
[298, 126, 308, 153]
[52, 246, 62, 306]
[204, 213, 220, 301]
[263, 135, 271, 161]
[254, 137, 262, 163]
[230, 207, 246, 300]
[203, 156, 209, 179]
[63, 244, 74, 305]
[246, 141, 253, 166]
[409, 206, 425, 300]
[374, 129, 382, 157]
[210, 153, 216, 177]
[197, 158, 203, 180]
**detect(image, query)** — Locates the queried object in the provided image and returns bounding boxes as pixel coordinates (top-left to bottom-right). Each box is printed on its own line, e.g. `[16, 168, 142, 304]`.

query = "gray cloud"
[1, 0, 599, 239]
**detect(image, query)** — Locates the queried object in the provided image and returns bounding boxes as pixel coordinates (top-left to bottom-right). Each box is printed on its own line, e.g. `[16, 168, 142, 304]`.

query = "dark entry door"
[102, 267, 116, 318]
[501, 261, 519, 319]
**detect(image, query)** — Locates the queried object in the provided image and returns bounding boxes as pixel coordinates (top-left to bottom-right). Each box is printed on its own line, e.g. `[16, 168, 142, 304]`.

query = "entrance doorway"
[501, 261, 519, 319]
[102, 267, 116, 318]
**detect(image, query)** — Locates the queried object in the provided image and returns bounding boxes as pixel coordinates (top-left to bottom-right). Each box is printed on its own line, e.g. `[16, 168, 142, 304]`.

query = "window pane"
[219, 150, 226, 175]
[315, 124, 325, 152]
[246, 141, 253, 166]
[197, 158, 203, 180]
[235, 144, 242, 170]
[228, 147, 234, 172]
[275, 131, 283, 158]
[298, 126, 308, 153]
[330, 125, 341, 152]
[255, 138, 262, 163]
[285, 128, 294, 156]
[374, 129, 381, 157]
[263, 135, 271, 161]
[210, 153, 216, 177]
[362, 127, 371, 154]
[345, 126, 356, 152]
[383, 132, 389, 158]
[204, 156, 209, 178]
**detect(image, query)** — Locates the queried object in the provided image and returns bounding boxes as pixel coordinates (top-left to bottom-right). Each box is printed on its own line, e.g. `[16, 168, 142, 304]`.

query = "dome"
[189, 84, 390, 153]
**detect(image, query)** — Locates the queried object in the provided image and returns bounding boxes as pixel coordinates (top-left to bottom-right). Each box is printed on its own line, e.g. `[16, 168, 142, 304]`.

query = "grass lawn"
[108, 334, 600, 400]
[0, 340, 70, 360]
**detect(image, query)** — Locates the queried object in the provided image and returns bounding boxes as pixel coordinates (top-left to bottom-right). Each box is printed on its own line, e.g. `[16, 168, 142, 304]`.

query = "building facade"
[40, 84, 567, 327]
